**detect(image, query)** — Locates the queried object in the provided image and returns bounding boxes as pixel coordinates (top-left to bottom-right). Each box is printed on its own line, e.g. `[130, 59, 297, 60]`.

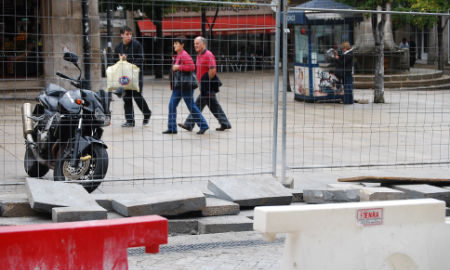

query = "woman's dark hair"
[120, 26, 133, 34]
[173, 36, 186, 44]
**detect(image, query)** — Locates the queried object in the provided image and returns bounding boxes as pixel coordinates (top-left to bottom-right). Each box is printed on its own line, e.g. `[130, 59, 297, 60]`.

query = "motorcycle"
[21, 51, 111, 192]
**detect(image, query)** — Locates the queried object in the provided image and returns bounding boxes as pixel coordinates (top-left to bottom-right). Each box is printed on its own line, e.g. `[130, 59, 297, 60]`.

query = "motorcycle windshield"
[58, 90, 82, 114]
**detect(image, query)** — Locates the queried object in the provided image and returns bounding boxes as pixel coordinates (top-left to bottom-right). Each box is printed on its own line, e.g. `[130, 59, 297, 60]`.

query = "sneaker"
[162, 130, 177, 134]
[197, 127, 209, 135]
[216, 125, 231, 131]
[177, 123, 193, 131]
[121, 122, 135, 127]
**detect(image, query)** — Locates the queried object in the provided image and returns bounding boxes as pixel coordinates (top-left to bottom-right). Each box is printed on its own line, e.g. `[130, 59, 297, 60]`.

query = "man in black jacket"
[178, 36, 231, 132]
[335, 42, 354, 104]
[114, 26, 151, 127]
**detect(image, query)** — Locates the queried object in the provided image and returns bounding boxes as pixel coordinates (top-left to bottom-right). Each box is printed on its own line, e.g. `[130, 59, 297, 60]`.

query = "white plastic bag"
[106, 59, 140, 92]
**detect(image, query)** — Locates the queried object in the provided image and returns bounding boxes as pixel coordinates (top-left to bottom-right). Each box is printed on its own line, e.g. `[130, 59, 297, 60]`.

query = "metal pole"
[290, 6, 450, 17]
[272, 0, 281, 177]
[81, 0, 91, 90]
[281, 0, 288, 183]
[106, 1, 113, 66]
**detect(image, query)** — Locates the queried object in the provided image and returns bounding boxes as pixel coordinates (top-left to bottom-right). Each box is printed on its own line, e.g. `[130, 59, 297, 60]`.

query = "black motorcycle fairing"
[45, 83, 67, 97]
[70, 135, 108, 156]
[81, 90, 103, 113]
[39, 95, 59, 112]
[58, 90, 82, 114]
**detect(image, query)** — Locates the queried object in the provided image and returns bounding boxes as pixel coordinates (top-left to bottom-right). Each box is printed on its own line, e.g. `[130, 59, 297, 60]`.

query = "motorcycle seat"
[45, 83, 67, 97]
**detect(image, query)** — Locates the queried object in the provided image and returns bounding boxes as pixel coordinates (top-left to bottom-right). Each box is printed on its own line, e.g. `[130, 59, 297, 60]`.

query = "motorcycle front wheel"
[54, 144, 108, 193]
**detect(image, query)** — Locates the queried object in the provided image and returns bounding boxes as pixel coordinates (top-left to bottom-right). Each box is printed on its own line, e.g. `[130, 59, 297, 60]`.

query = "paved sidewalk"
[128, 231, 284, 270]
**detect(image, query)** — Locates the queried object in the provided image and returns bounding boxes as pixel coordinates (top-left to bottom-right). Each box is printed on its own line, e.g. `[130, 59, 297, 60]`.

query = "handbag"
[106, 59, 140, 92]
[174, 71, 198, 91]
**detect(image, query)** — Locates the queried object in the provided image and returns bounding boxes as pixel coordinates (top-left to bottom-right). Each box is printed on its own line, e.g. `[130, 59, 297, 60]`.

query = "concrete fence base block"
[254, 199, 450, 270]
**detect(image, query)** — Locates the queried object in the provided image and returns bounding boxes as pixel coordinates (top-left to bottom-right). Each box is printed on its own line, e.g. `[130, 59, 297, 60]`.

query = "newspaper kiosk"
[288, 0, 357, 102]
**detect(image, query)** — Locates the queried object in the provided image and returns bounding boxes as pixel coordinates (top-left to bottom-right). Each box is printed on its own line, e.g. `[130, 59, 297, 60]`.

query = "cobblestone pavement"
[127, 231, 284, 270]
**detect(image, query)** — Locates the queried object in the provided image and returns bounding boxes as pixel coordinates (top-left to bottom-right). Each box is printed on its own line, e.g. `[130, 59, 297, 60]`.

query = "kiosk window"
[294, 26, 309, 64]
[294, 24, 350, 65]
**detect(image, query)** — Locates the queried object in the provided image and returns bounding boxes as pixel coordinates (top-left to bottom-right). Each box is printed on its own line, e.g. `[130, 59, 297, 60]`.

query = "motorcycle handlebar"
[56, 72, 77, 82]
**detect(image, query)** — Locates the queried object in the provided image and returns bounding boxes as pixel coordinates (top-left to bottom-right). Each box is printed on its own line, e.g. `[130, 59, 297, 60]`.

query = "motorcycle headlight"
[94, 107, 110, 126]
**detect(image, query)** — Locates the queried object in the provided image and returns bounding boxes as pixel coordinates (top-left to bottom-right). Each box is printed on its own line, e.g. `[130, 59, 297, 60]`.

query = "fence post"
[281, 0, 288, 185]
[272, 0, 281, 178]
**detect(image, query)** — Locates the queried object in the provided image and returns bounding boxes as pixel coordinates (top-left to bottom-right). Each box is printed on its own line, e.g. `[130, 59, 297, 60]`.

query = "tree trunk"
[437, 17, 445, 71]
[372, 6, 385, 104]
[201, 7, 207, 37]
[154, 5, 163, 79]
[208, 7, 219, 41]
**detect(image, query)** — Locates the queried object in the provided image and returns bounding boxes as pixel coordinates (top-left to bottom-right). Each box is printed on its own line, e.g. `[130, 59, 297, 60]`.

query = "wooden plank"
[338, 176, 450, 186]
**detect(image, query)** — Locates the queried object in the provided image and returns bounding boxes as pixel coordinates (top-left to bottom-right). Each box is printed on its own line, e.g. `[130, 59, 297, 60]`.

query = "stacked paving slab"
[2, 178, 449, 234]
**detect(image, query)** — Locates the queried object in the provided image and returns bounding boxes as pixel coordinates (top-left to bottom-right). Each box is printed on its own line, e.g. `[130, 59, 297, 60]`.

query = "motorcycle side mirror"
[63, 52, 79, 64]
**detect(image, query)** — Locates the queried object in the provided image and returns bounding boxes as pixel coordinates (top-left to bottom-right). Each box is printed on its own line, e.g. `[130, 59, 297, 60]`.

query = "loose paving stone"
[197, 215, 253, 234]
[111, 189, 206, 217]
[0, 216, 51, 226]
[52, 206, 107, 222]
[201, 198, 239, 216]
[25, 178, 107, 222]
[303, 188, 360, 204]
[169, 219, 198, 235]
[360, 187, 407, 201]
[207, 178, 293, 207]
[92, 193, 144, 211]
[0, 194, 38, 217]
[327, 183, 365, 190]
[392, 184, 450, 205]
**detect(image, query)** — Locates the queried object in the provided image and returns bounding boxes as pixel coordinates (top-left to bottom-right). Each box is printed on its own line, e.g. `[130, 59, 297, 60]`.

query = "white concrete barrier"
[254, 199, 450, 270]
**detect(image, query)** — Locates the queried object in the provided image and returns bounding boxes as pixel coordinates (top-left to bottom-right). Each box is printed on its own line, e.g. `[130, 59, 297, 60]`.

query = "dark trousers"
[184, 92, 231, 129]
[343, 75, 353, 104]
[123, 72, 151, 123]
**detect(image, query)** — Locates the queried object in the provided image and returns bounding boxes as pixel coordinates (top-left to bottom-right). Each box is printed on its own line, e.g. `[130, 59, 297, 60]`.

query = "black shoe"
[162, 130, 177, 134]
[121, 122, 135, 127]
[197, 127, 209, 135]
[216, 125, 231, 131]
[143, 112, 151, 125]
[178, 123, 193, 131]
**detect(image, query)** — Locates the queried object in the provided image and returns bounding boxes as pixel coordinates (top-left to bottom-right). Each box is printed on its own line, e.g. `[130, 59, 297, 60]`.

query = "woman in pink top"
[163, 37, 209, 134]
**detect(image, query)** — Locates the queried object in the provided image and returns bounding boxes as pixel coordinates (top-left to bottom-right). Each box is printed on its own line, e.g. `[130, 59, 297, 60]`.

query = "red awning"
[137, 15, 276, 37]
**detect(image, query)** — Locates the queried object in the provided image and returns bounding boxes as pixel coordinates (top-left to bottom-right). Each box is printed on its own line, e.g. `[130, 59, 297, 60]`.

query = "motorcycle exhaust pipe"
[21, 103, 33, 139]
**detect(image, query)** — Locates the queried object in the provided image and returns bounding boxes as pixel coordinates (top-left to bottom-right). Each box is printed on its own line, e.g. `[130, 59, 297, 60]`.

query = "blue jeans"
[168, 89, 209, 131]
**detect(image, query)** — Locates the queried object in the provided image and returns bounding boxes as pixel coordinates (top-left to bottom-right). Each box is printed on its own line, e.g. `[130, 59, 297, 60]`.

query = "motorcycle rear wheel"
[24, 147, 49, 177]
[54, 144, 108, 193]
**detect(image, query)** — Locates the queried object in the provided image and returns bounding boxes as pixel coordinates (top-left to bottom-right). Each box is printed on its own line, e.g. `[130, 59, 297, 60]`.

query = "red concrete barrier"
[0, 215, 168, 270]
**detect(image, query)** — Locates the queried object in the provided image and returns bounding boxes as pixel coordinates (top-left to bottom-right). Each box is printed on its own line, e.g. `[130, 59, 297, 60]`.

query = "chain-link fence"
[1, 0, 449, 191]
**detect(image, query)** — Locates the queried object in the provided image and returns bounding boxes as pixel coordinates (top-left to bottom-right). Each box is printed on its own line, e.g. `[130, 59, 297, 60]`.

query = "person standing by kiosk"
[335, 41, 354, 104]
[114, 26, 151, 127]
